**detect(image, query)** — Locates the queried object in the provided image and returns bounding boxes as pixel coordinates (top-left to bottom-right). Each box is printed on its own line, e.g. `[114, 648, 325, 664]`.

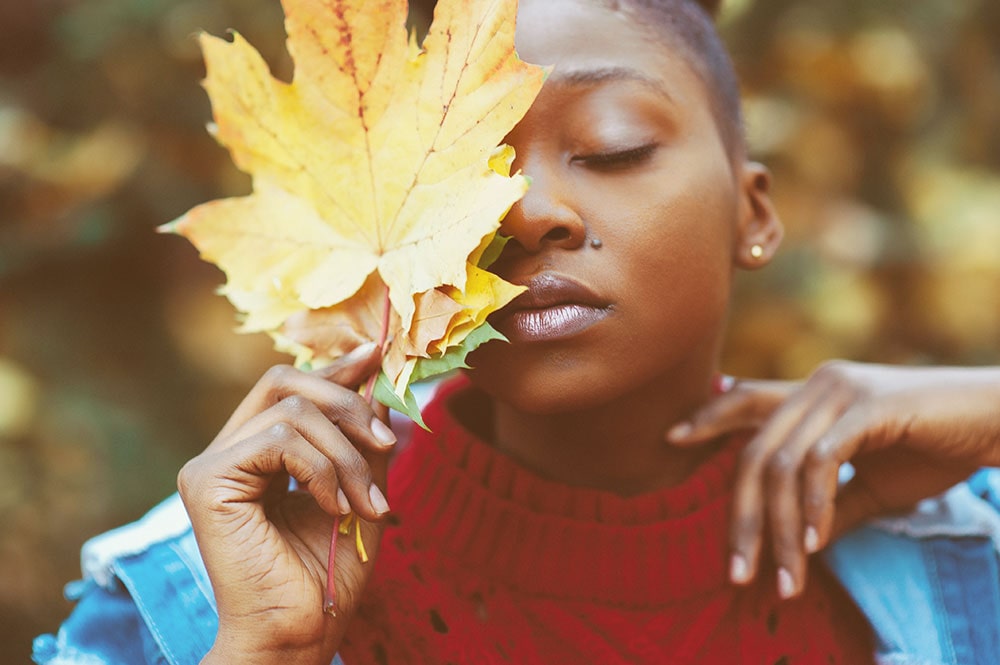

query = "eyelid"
[571, 142, 659, 169]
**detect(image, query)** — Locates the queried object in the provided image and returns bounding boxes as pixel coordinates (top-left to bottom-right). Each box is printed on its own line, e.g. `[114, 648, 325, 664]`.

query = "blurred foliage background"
[1, 0, 997, 659]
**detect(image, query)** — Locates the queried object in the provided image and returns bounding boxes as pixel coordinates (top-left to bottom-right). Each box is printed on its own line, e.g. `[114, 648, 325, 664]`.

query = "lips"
[494, 272, 612, 343]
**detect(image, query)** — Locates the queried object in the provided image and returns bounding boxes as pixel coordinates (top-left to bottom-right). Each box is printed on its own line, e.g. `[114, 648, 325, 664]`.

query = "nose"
[501, 163, 587, 254]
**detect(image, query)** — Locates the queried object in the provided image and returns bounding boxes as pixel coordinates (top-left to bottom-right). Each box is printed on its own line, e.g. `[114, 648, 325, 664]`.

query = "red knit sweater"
[341, 377, 874, 664]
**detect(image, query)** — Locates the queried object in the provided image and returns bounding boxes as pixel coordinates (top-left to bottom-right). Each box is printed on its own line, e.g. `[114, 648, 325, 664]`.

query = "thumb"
[829, 475, 889, 541]
[312, 342, 382, 389]
[830, 452, 976, 541]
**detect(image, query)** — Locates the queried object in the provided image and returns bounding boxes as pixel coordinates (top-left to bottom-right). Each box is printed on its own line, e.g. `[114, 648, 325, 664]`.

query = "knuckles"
[766, 450, 800, 481]
[277, 394, 314, 417]
[738, 444, 767, 472]
[340, 450, 373, 488]
[262, 363, 299, 388]
[811, 360, 872, 400]
[813, 359, 853, 384]
[804, 444, 836, 469]
[327, 389, 371, 425]
[267, 421, 297, 440]
[177, 455, 212, 503]
[259, 363, 373, 428]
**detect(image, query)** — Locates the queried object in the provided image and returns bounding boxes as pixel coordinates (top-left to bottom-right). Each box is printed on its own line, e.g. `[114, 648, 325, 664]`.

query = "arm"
[668, 362, 1000, 599]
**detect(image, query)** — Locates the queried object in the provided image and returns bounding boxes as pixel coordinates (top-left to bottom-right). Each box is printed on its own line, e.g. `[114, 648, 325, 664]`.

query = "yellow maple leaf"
[164, 0, 543, 392]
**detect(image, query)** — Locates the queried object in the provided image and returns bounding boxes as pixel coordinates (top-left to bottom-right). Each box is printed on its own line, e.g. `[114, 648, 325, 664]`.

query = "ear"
[733, 161, 783, 270]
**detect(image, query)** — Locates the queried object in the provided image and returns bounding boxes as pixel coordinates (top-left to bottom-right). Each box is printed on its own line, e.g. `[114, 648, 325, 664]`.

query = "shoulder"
[33, 495, 218, 665]
[825, 470, 1000, 665]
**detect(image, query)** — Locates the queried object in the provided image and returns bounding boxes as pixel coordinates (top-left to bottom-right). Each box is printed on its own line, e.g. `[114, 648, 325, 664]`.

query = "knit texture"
[341, 376, 875, 664]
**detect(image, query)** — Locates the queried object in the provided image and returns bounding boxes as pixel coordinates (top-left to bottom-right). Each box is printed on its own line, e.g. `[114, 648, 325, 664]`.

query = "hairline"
[546, 66, 679, 104]
[596, 0, 747, 161]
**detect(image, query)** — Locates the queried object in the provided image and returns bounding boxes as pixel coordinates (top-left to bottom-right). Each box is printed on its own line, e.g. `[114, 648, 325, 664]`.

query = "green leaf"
[373, 322, 507, 430]
[475, 234, 512, 270]
[411, 321, 506, 382]
[374, 371, 428, 430]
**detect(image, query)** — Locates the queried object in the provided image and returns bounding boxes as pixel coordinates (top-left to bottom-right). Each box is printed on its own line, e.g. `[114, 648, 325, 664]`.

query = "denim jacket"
[33, 470, 1000, 665]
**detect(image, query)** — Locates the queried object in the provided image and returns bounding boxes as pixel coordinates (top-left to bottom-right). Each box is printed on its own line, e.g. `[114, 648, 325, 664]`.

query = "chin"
[470, 375, 615, 415]
[467, 344, 629, 414]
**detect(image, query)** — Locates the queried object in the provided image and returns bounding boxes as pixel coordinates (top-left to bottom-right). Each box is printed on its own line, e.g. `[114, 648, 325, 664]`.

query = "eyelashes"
[572, 143, 658, 171]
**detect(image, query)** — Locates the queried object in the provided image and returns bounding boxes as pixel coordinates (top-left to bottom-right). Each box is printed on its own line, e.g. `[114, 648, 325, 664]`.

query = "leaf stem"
[324, 515, 340, 616]
[327, 282, 392, 616]
[362, 283, 393, 403]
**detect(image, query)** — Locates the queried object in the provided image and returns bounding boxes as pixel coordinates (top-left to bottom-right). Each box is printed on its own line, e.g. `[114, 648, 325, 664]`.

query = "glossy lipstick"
[496, 272, 611, 343]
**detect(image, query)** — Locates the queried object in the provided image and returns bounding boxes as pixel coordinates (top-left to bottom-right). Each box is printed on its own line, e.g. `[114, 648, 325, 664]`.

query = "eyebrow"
[546, 66, 676, 103]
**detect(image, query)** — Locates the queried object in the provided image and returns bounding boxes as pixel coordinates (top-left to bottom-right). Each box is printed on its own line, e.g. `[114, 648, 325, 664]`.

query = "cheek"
[598, 182, 736, 288]
[598, 176, 737, 339]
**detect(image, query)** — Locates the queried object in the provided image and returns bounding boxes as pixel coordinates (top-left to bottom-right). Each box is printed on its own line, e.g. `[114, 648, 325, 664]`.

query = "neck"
[490, 364, 721, 496]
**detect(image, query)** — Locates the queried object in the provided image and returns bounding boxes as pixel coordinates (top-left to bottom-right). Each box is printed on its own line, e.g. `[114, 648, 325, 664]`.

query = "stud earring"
[750, 244, 764, 260]
[590, 237, 603, 249]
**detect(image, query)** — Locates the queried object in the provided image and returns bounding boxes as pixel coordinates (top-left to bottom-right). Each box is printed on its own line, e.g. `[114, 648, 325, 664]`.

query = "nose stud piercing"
[750, 244, 764, 259]
[590, 237, 603, 249]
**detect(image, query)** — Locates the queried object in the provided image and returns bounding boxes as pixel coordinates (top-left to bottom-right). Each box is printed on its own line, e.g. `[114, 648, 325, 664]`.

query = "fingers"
[668, 379, 798, 445]
[217, 343, 385, 443]
[760, 398, 848, 598]
[308, 345, 394, 469]
[310, 341, 382, 387]
[180, 422, 342, 522]
[681, 360, 988, 603]
[370, 399, 390, 430]
[265, 395, 390, 519]
[800, 408, 873, 549]
[184, 341, 397, 528]
[214, 362, 395, 459]
[727, 384, 823, 593]
[180, 403, 391, 523]
[728, 376, 853, 599]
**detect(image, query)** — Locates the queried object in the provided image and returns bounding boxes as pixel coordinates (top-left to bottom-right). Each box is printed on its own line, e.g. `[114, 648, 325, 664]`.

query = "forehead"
[514, 0, 704, 107]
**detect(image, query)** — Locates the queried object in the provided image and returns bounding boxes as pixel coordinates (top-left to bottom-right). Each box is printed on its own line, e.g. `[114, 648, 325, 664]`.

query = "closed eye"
[572, 143, 658, 172]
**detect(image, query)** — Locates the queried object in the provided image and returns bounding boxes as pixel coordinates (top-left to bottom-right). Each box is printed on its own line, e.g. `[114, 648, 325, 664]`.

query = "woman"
[34, 0, 1000, 663]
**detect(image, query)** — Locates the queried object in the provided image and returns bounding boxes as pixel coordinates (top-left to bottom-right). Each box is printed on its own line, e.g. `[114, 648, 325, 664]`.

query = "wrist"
[202, 645, 332, 665]
[204, 627, 337, 665]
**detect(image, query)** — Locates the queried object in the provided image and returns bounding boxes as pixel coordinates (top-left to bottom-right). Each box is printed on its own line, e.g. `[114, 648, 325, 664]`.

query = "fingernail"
[778, 567, 796, 599]
[371, 418, 397, 447]
[713, 374, 736, 393]
[730, 553, 750, 584]
[804, 526, 820, 554]
[344, 341, 377, 362]
[668, 422, 693, 441]
[369, 484, 390, 515]
[336, 488, 351, 515]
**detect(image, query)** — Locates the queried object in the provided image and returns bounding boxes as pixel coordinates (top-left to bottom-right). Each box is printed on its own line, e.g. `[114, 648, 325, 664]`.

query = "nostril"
[543, 227, 571, 242]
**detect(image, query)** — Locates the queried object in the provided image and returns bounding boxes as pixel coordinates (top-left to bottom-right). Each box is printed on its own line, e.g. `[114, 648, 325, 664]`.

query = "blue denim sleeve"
[33, 528, 218, 665]
[32, 494, 346, 665]
[967, 468, 1000, 510]
[827, 478, 1000, 665]
[32, 579, 165, 665]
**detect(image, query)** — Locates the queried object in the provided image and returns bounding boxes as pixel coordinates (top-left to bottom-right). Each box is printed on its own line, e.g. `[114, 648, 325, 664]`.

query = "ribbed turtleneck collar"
[387, 376, 743, 609]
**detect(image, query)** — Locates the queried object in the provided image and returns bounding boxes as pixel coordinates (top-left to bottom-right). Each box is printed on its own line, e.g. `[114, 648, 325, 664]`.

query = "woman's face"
[470, 0, 753, 413]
